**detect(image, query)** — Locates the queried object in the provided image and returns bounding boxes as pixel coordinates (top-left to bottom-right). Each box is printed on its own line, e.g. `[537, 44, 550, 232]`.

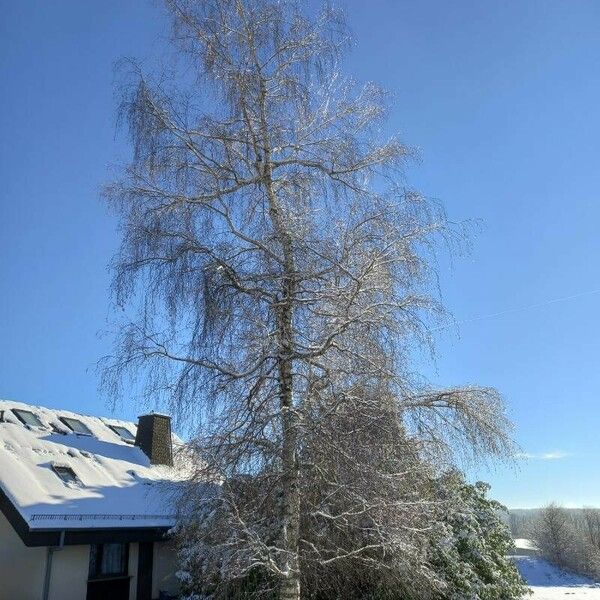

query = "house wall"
[0, 512, 180, 600]
[0, 510, 46, 600]
[0, 511, 90, 600]
[48, 545, 90, 600]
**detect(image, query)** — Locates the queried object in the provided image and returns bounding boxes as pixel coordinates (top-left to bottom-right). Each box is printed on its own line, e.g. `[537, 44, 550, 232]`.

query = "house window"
[59, 416, 92, 435]
[12, 409, 44, 428]
[89, 543, 129, 579]
[108, 424, 135, 441]
[53, 465, 79, 484]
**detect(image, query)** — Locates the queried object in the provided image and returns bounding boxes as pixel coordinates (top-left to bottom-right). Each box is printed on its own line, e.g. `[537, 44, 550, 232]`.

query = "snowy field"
[512, 539, 600, 599]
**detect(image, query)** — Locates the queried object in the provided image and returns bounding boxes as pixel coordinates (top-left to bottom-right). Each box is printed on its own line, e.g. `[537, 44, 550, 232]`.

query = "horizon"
[2, 0, 600, 509]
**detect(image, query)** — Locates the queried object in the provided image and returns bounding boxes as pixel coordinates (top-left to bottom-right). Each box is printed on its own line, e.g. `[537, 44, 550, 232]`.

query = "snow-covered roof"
[0, 399, 187, 531]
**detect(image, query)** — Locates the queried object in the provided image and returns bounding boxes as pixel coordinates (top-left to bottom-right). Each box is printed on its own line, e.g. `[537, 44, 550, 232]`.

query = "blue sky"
[1, 0, 600, 508]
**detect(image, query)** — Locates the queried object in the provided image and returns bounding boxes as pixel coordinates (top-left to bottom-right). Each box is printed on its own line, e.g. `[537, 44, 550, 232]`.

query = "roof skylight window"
[108, 424, 135, 441]
[59, 417, 92, 436]
[52, 465, 79, 484]
[12, 409, 44, 428]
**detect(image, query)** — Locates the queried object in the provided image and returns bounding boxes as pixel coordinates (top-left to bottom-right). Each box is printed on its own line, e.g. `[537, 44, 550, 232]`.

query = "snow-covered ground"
[512, 539, 600, 599]
[514, 538, 538, 552]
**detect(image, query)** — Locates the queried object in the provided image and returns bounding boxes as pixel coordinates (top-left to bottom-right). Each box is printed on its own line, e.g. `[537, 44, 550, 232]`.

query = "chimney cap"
[137, 411, 171, 418]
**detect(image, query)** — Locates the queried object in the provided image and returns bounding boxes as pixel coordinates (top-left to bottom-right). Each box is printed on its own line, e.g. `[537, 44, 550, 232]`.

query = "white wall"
[0, 511, 91, 600]
[0, 512, 180, 600]
[48, 544, 89, 600]
[0, 510, 46, 600]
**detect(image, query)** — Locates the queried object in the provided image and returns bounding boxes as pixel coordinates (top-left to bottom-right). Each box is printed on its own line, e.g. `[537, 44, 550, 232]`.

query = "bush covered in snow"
[173, 469, 529, 600]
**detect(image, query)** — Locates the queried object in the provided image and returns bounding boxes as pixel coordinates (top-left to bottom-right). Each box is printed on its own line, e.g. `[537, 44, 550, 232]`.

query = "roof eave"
[0, 487, 172, 547]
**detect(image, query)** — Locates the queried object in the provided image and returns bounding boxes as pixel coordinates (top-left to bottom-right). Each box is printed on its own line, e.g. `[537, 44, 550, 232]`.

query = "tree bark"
[254, 65, 301, 600]
[269, 180, 301, 600]
[277, 282, 300, 600]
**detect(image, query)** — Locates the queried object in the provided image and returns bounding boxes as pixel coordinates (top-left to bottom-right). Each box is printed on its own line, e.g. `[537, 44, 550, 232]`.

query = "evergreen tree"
[430, 473, 530, 600]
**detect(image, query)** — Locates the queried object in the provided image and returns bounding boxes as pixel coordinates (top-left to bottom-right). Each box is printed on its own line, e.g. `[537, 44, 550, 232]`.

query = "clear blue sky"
[2, 0, 600, 508]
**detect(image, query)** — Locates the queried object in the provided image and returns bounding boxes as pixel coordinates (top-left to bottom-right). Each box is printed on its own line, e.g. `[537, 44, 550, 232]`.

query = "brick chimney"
[134, 413, 173, 466]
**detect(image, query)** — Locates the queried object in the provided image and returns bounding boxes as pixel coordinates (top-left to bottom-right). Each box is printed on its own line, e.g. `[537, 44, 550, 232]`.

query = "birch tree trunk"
[266, 140, 301, 600]
[273, 223, 301, 600]
[259, 63, 301, 597]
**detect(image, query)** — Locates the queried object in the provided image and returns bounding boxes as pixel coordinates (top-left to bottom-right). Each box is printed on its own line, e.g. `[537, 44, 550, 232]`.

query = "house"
[0, 399, 186, 600]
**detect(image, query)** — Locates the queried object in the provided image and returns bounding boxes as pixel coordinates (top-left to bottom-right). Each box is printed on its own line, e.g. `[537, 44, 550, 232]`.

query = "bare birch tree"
[533, 504, 576, 569]
[103, 1, 514, 598]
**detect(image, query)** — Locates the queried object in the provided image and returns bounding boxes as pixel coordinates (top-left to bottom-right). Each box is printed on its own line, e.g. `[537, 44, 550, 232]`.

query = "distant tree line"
[510, 505, 600, 579]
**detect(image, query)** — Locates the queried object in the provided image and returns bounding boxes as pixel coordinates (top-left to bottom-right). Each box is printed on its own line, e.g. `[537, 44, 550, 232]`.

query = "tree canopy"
[103, 1, 519, 598]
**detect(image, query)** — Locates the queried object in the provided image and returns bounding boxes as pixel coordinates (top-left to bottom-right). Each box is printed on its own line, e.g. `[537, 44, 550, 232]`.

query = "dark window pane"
[109, 425, 135, 441]
[89, 544, 99, 577]
[59, 417, 92, 435]
[12, 409, 44, 428]
[102, 543, 127, 575]
[89, 543, 128, 578]
[53, 465, 78, 484]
